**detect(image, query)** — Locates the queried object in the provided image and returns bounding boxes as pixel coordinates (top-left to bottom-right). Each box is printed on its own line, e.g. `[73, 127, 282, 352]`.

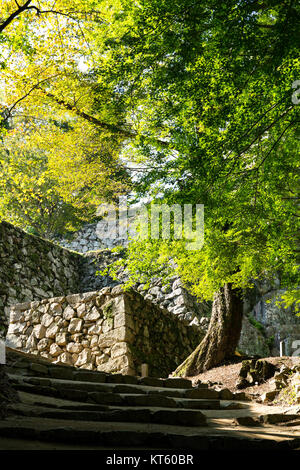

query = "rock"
[153, 409, 206, 426]
[261, 390, 279, 403]
[219, 388, 234, 400]
[49, 303, 62, 314]
[45, 323, 60, 339]
[76, 304, 86, 318]
[25, 334, 37, 350]
[96, 355, 132, 373]
[66, 342, 83, 354]
[49, 366, 74, 380]
[63, 306, 75, 320]
[111, 342, 129, 358]
[55, 332, 68, 346]
[95, 354, 110, 366]
[189, 317, 200, 327]
[164, 378, 192, 389]
[114, 312, 126, 329]
[234, 416, 260, 427]
[9, 310, 24, 323]
[102, 319, 113, 333]
[261, 413, 300, 425]
[98, 327, 133, 348]
[84, 306, 101, 321]
[90, 336, 98, 348]
[37, 338, 52, 351]
[233, 392, 250, 401]
[185, 389, 219, 399]
[41, 313, 54, 328]
[88, 322, 102, 334]
[49, 343, 63, 357]
[194, 382, 209, 389]
[237, 359, 277, 389]
[33, 325, 46, 340]
[137, 376, 164, 387]
[68, 318, 83, 334]
[75, 349, 92, 367]
[221, 402, 246, 410]
[8, 322, 26, 335]
[58, 352, 73, 365]
[236, 378, 249, 389]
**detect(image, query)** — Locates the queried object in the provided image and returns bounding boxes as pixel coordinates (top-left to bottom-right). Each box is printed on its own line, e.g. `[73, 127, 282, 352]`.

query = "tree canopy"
[0, 0, 299, 308]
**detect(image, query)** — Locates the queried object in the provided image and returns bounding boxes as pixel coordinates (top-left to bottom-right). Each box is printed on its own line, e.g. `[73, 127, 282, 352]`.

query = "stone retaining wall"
[57, 222, 117, 253]
[6, 287, 204, 377]
[0, 221, 81, 334]
[2, 220, 298, 359]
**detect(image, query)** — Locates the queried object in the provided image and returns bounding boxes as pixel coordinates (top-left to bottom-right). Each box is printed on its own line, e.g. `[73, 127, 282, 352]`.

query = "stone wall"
[6, 287, 204, 377]
[79, 250, 211, 327]
[57, 222, 115, 253]
[244, 281, 300, 356]
[57, 218, 133, 253]
[0, 221, 81, 334]
[238, 316, 271, 357]
[2, 219, 298, 360]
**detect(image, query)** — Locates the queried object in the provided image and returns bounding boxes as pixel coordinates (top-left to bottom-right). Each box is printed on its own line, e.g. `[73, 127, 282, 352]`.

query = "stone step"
[19, 389, 222, 413]
[0, 419, 297, 450]
[119, 393, 178, 408]
[185, 388, 220, 400]
[11, 381, 179, 408]
[8, 373, 191, 397]
[7, 403, 207, 427]
[9, 373, 220, 400]
[11, 378, 223, 410]
[23, 401, 111, 412]
[6, 353, 193, 390]
[174, 398, 221, 410]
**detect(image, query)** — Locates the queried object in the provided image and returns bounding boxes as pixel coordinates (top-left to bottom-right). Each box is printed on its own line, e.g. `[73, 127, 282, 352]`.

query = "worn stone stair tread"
[173, 398, 221, 410]
[138, 377, 192, 389]
[8, 402, 110, 414]
[10, 376, 228, 412]
[13, 383, 206, 410]
[9, 374, 193, 398]
[18, 390, 222, 414]
[0, 418, 298, 450]
[184, 388, 220, 399]
[10, 374, 218, 400]
[17, 390, 101, 411]
[119, 393, 178, 408]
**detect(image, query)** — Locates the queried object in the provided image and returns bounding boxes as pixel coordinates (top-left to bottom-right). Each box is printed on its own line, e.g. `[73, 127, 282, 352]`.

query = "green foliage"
[102, 300, 113, 319]
[0, 114, 130, 236]
[98, 0, 300, 304]
[266, 335, 275, 350]
[0, 0, 298, 304]
[279, 289, 300, 316]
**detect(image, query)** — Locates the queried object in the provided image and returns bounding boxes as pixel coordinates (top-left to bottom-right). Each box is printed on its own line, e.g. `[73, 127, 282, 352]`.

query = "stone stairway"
[1, 347, 300, 450]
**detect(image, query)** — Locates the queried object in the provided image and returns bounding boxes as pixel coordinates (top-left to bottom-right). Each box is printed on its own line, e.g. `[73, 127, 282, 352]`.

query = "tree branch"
[7, 74, 61, 116]
[0, 0, 32, 33]
[38, 87, 169, 147]
[255, 120, 297, 170]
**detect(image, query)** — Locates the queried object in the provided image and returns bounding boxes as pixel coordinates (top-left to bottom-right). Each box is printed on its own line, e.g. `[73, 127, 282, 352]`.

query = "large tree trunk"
[173, 283, 243, 377]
